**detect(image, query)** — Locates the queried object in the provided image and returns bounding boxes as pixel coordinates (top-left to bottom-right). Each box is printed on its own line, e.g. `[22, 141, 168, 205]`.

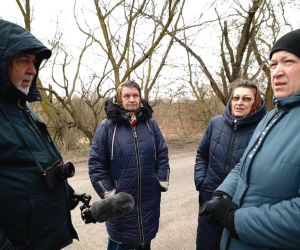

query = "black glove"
[199, 199, 222, 226]
[206, 198, 239, 239]
[199, 191, 229, 227]
[68, 185, 80, 210]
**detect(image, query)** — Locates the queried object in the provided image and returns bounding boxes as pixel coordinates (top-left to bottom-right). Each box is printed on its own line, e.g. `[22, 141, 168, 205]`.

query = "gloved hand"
[68, 185, 80, 210]
[199, 200, 221, 226]
[205, 198, 239, 239]
[199, 191, 229, 227]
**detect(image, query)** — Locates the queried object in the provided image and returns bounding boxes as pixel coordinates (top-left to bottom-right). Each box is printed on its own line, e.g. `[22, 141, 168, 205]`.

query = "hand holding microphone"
[72, 192, 135, 224]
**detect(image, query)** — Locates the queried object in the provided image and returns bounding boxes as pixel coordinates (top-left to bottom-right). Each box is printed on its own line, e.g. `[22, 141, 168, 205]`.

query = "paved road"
[65, 147, 198, 250]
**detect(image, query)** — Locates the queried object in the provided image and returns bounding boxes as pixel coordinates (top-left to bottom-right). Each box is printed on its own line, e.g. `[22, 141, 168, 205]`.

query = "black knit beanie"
[269, 29, 300, 59]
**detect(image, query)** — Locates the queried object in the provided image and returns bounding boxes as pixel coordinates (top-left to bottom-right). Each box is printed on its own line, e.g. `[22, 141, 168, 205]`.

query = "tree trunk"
[37, 78, 78, 149]
[15, 0, 79, 150]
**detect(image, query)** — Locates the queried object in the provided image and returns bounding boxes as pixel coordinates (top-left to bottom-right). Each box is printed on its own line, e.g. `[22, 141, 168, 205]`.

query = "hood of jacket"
[223, 98, 266, 126]
[0, 19, 51, 103]
[104, 97, 153, 124]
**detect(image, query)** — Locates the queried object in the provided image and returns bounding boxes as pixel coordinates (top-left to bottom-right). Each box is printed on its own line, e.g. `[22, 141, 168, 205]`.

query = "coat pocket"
[199, 179, 208, 194]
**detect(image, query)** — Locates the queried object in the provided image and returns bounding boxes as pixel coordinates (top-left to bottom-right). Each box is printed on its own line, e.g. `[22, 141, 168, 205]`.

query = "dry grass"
[35, 98, 224, 154]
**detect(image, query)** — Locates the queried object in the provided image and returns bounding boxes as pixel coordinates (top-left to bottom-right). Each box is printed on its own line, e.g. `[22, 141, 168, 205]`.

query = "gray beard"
[12, 76, 33, 95]
[16, 83, 30, 95]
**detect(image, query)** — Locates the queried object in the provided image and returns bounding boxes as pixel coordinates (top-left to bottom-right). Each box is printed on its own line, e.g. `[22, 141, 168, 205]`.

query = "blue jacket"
[89, 98, 169, 245]
[194, 100, 266, 202]
[217, 91, 300, 249]
[0, 20, 77, 250]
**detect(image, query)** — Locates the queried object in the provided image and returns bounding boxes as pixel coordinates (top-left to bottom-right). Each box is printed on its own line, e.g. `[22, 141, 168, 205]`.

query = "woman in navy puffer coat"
[89, 81, 169, 249]
[194, 80, 266, 250]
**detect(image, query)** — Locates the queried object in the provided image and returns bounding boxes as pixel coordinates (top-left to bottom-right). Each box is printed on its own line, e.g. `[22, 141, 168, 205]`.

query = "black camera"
[43, 160, 75, 189]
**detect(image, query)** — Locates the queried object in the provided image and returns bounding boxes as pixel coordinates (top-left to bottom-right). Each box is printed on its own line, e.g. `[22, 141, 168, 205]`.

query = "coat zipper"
[111, 124, 117, 160]
[239, 107, 280, 177]
[238, 106, 286, 206]
[224, 119, 237, 175]
[132, 126, 145, 245]
[146, 121, 157, 160]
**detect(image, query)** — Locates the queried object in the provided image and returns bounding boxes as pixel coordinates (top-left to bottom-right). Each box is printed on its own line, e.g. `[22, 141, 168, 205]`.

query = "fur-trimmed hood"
[104, 97, 153, 124]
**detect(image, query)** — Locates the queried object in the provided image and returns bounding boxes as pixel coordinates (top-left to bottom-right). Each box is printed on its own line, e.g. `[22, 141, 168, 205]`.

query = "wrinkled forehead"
[233, 87, 255, 97]
[10, 52, 36, 62]
[269, 50, 300, 61]
[121, 86, 140, 96]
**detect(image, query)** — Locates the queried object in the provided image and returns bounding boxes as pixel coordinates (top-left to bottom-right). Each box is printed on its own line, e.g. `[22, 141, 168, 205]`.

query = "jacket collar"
[273, 89, 300, 109]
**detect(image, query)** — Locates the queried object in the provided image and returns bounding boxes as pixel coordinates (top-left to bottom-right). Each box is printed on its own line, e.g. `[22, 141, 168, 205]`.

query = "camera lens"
[64, 162, 75, 178]
[56, 162, 75, 179]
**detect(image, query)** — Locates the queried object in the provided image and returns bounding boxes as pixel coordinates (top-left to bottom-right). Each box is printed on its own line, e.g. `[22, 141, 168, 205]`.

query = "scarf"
[249, 88, 262, 115]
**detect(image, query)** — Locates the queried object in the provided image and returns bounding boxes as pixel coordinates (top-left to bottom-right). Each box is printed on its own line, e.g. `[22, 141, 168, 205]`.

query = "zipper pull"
[274, 99, 278, 114]
[234, 119, 237, 130]
[133, 127, 137, 137]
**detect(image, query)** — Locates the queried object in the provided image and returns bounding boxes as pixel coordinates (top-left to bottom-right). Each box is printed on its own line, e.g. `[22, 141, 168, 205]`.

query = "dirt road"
[65, 141, 199, 250]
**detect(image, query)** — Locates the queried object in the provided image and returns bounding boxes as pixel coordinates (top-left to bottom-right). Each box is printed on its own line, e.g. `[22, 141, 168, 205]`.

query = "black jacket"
[0, 20, 77, 250]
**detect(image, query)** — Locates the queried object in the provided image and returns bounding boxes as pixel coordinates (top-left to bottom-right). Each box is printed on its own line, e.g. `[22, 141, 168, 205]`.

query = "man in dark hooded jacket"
[0, 20, 78, 249]
[89, 80, 170, 250]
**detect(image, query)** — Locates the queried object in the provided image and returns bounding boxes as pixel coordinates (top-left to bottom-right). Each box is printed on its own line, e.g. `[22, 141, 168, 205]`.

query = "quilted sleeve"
[88, 120, 115, 199]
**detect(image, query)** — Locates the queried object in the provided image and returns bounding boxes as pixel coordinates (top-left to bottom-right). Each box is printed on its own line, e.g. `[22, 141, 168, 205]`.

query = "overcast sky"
[1, 1, 299, 98]
[0, 0, 84, 47]
[0, 0, 216, 97]
[0, 0, 208, 50]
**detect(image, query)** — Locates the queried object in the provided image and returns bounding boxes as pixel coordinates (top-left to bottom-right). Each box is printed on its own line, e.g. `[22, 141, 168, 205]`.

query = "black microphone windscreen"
[90, 192, 135, 223]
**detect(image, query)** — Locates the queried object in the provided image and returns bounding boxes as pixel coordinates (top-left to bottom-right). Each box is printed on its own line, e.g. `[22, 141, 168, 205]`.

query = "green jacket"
[0, 20, 77, 249]
[217, 91, 300, 249]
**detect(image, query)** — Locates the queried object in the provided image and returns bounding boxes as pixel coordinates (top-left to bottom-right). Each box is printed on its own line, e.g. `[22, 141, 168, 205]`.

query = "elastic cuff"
[226, 210, 239, 239]
[213, 191, 230, 199]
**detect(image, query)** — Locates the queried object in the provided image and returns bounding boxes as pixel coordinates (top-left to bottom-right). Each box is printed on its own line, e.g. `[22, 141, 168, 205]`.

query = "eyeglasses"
[231, 96, 252, 102]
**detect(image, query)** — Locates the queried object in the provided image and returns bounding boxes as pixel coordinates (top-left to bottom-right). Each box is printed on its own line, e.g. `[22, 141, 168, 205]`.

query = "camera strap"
[0, 104, 46, 175]
[27, 110, 63, 160]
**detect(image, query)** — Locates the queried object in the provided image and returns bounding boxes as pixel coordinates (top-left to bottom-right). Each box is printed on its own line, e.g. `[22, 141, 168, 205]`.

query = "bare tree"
[38, 33, 115, 145]
[15, 0, 78, 149]
[74, 0, 181, 95]
[168, 0, 293, 110]
[20, 0, 184, 146]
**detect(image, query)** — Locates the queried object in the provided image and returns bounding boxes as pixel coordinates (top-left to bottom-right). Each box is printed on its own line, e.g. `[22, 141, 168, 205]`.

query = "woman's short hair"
[230, 79, 258, 96]
[119, 80, 141, 96]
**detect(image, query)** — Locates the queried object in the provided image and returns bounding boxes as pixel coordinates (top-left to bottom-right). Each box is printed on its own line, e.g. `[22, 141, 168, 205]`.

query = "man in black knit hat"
[198, 29, 300, 249]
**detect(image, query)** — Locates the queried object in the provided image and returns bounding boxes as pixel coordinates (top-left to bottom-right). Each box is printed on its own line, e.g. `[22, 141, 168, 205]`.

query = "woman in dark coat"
[89, 80, 169, 250]
[194, 80, 266, 250]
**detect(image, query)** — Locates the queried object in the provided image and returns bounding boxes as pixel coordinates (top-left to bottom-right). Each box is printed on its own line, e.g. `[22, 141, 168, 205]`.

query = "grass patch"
[62, 145, 90, 158]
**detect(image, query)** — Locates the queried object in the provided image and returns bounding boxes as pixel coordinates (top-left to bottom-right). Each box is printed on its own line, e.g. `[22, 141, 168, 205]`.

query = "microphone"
[91, 192, 135, 223]
[73, 192, 135, 224]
